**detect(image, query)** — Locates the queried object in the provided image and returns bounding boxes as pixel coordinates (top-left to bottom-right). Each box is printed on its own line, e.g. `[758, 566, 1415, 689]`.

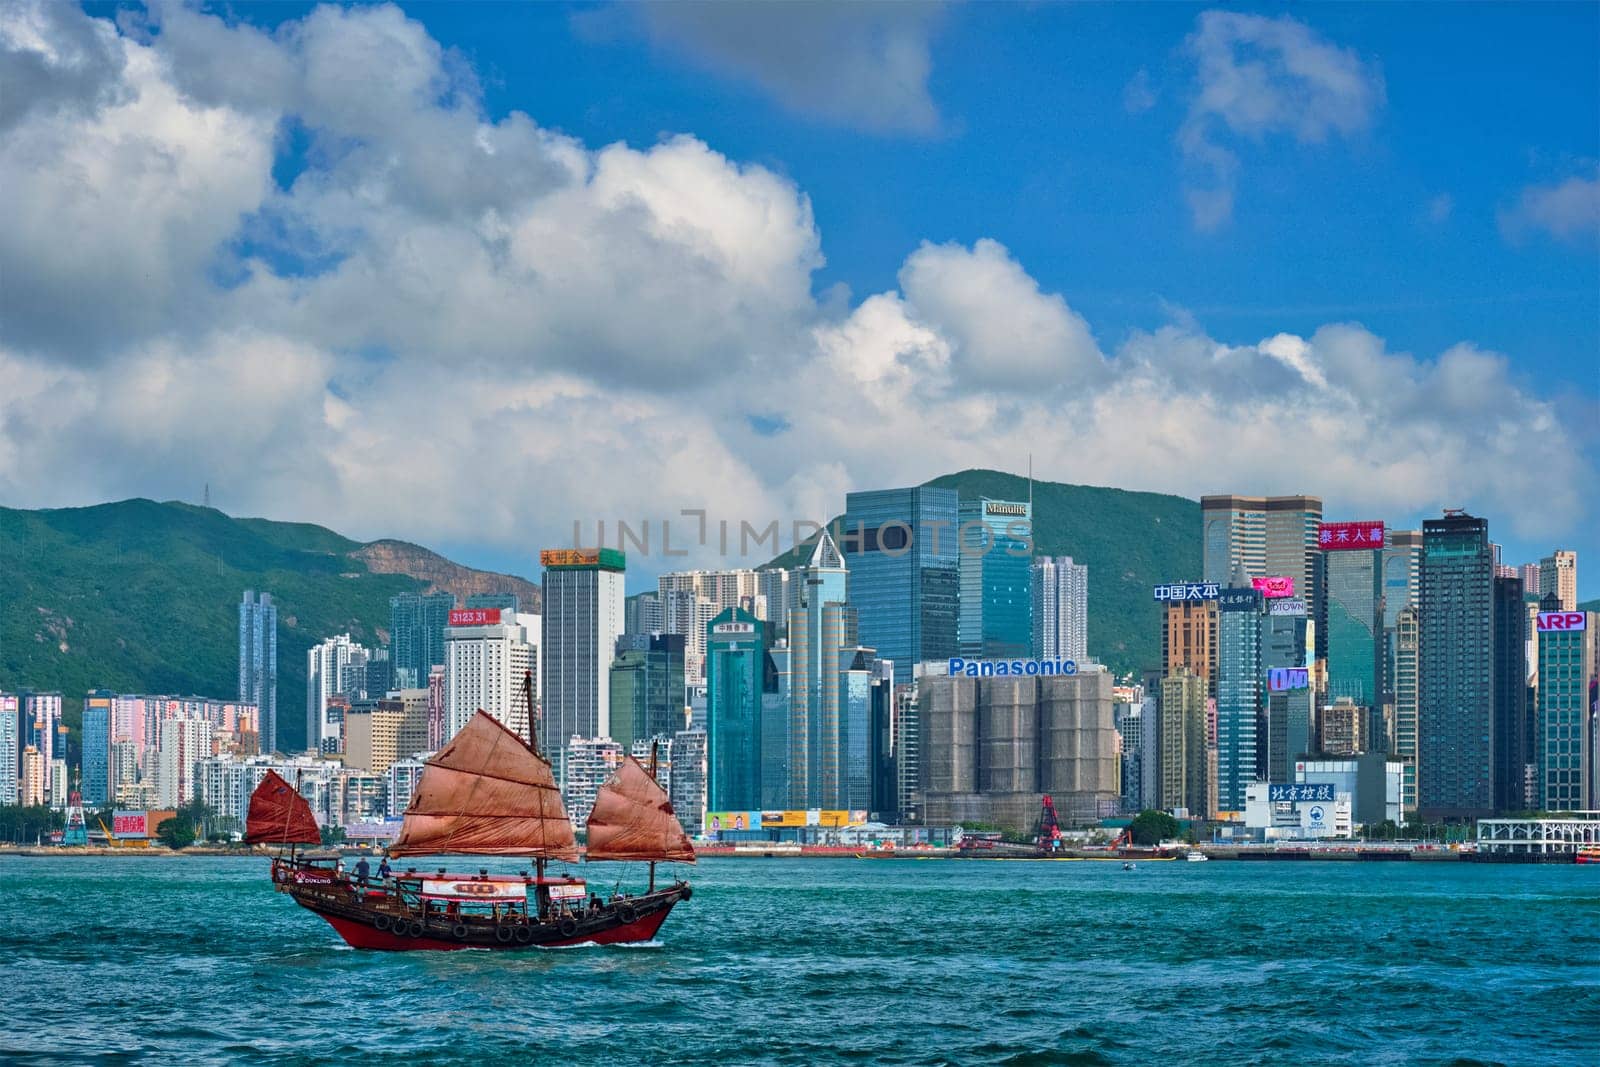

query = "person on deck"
[354, 856, 371, 889]
[377, 856, 392, 882]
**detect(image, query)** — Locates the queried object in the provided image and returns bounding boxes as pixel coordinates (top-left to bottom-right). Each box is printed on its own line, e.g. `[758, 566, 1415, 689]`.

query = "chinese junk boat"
[247, 705, 694, 950]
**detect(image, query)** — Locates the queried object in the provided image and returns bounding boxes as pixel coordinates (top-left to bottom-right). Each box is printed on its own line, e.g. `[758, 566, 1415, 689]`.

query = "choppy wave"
[0, 855, 1595, 1063]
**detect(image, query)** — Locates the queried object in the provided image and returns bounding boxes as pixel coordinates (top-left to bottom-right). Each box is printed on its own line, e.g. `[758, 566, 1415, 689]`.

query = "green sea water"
[1, 855, 1596, 1065]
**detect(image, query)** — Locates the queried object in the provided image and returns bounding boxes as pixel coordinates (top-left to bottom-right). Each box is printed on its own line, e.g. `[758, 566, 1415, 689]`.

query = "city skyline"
[0, 2, 1594, 597]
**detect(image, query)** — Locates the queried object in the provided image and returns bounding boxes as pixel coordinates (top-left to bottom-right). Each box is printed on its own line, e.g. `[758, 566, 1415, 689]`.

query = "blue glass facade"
[957, 498, 1033, 659]
[82, 691, 112, 806]
[841, 487, 959, 682]
[706, 608, 766, 811]
[1215, 588, 1262, 811]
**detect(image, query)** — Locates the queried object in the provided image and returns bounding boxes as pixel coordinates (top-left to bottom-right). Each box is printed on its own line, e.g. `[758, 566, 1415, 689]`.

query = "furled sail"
[585, 756, 697, 863]
[244, 769, 322, 845]
[389, 710, 577, 860]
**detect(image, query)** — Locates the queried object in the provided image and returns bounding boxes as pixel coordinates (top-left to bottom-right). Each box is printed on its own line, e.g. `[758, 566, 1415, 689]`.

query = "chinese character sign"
[1268, 783, 1335, 803]
[1153, 582, 1221, 602]
[1268, 667, 1310, 691]
[1318, 521, 1385, 551]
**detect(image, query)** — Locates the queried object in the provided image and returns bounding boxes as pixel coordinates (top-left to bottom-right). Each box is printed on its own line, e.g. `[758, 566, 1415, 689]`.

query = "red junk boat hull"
[277, 864, 690, 951]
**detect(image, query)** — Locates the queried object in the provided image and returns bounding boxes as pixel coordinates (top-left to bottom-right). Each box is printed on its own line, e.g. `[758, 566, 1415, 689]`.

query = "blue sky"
[6, 2, 1598, 596]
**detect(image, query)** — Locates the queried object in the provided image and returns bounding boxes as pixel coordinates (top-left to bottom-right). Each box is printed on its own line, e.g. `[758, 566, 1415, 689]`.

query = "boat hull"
[284, 881, 689, 951]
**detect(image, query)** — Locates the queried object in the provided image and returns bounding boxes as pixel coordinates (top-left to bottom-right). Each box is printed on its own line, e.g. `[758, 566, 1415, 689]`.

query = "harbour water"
[1, 855, 1595, 1065]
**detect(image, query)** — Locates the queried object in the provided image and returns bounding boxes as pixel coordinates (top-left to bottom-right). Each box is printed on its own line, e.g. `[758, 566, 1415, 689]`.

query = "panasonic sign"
[948, 657, 1078, 678]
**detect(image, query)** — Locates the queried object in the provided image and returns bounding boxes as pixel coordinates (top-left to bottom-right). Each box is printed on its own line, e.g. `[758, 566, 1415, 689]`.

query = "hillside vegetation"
[0, 500, 535, 754]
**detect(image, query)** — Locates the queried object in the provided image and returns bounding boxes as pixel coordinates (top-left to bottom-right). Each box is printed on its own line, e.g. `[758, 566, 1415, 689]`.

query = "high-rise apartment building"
[957, 498, 1033, 659]
[1518, 563, 1541, 601]
[388, 592, 455, 690]
[1535, 605, 1594, 811]
[1492, 576, 1531, 813]
[1032, 556, 1089, 663]
[22, 692, 61, 800]
[1215, 583, 1263, 812]
[540, 549, 625, 783]
[1418, 512, 1495, 820]
[0, 693, 18, 805]
[669, 727, 708, 835]
[156, 717, 213, 808]
[20, 746, 44, 806]
[841, 486, 960, 681]
[608, 632, 687, 752]
[1159, 668, 1211, 817]
[82, 691, 112, 806]
[757, 569, 793, 639]
[306, 634, 367, 754]
[238, 591, 278, 754]
[625, 591, 664, 639]
[563, 736, 624, 825]
[658, 569, 763, 684]
[1540, 550, 1578, 612]
[444, 612, 535, 741]
[343, 701, 405, 775]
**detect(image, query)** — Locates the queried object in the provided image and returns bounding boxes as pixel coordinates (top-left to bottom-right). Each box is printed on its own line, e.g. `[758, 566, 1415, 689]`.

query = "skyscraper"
[1323, 525, 1385, 750]
[705, 607, 766, 811]
[1534, 605, 1595, 811]
[1418, 512, 1495, 820]
[444, 612, 535, 741]
[1159, 668, 1210, 817]
[1201, 496, 1267, 584]
[1215, 583, 1263, 812]
[307, 634, 367, 754]
[1492, 576, 1531, 812]
[156, 717, 213, 808]
[1268, 497, 1325, 660]
[0, 693, 19, 805]
[22, 692, 61, 800]
[841, 486, 960, 680]
[1162, 600, 1218, 692]
[1540, 550, 1578, 612]
[608, 632, 687, 752]
[82, 690, 112, 806]
[957, 498, 1033, 659]
[1393, 606, 1420, 815]
[1263, 608, 1314, 783]
[1032, 556, 1089, 663]
[389, 591, 455, 690]
[658, 569, 763, 684]
[238, 591, 277, 754]
[539, 548, 625, 783]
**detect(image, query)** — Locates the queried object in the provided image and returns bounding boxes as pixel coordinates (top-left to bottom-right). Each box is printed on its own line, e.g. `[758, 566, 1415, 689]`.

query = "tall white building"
[50, 759, 67, 808]
[540, 549, 626, 782]
[1540, 550, 1578, 611]
[1032, 556, 1089, 662]
[307, 634, 367, 755]
[22, 692, 62, 799]
[445, 614, 535, 741]
[156, 718, 214, 808]
[0, 693, 17, 805]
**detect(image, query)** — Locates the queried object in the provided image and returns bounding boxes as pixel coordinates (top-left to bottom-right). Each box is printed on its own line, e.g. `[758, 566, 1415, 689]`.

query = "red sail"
[389, 710, 577, 860]
[244, 769, 321, 844]
[585, 756, 697, 863]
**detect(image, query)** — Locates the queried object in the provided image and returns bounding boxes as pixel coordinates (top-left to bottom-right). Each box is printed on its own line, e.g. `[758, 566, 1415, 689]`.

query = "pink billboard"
[1251, 576, 1296, 598]
[1319, 521, 1384, 550]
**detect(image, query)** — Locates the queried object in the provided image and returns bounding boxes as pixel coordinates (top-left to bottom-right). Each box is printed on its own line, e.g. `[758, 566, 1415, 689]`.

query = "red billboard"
[1251, 576, 1296, 598]
[448, 608, 501, 626]
[111, 810, 148, 838]
[1319, 521, 1384, 551]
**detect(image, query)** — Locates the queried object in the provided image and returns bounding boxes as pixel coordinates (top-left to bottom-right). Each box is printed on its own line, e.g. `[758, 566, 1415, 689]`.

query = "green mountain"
[765, 469, 1200, 677]
[0, 500, 538, 755]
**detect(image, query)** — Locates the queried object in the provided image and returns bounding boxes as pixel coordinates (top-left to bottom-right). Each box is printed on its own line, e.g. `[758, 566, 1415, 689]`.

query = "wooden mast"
[648, 740, 659, 893]
[524, 669, 548, 889]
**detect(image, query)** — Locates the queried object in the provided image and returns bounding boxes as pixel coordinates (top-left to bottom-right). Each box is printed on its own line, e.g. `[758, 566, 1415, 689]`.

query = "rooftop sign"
[540, 547, 626, 571]
[947, 657, 1078, 678]
[1153, 582, 1219, 602]
[1269, 783, 1334, 803]
[1252, 576, 1295, 598]
[1268, 667, 1310, 692]
[1536, 612, 1587, 632]
[448, 608, 501, 627]
[1319, 521, 1384, 551]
